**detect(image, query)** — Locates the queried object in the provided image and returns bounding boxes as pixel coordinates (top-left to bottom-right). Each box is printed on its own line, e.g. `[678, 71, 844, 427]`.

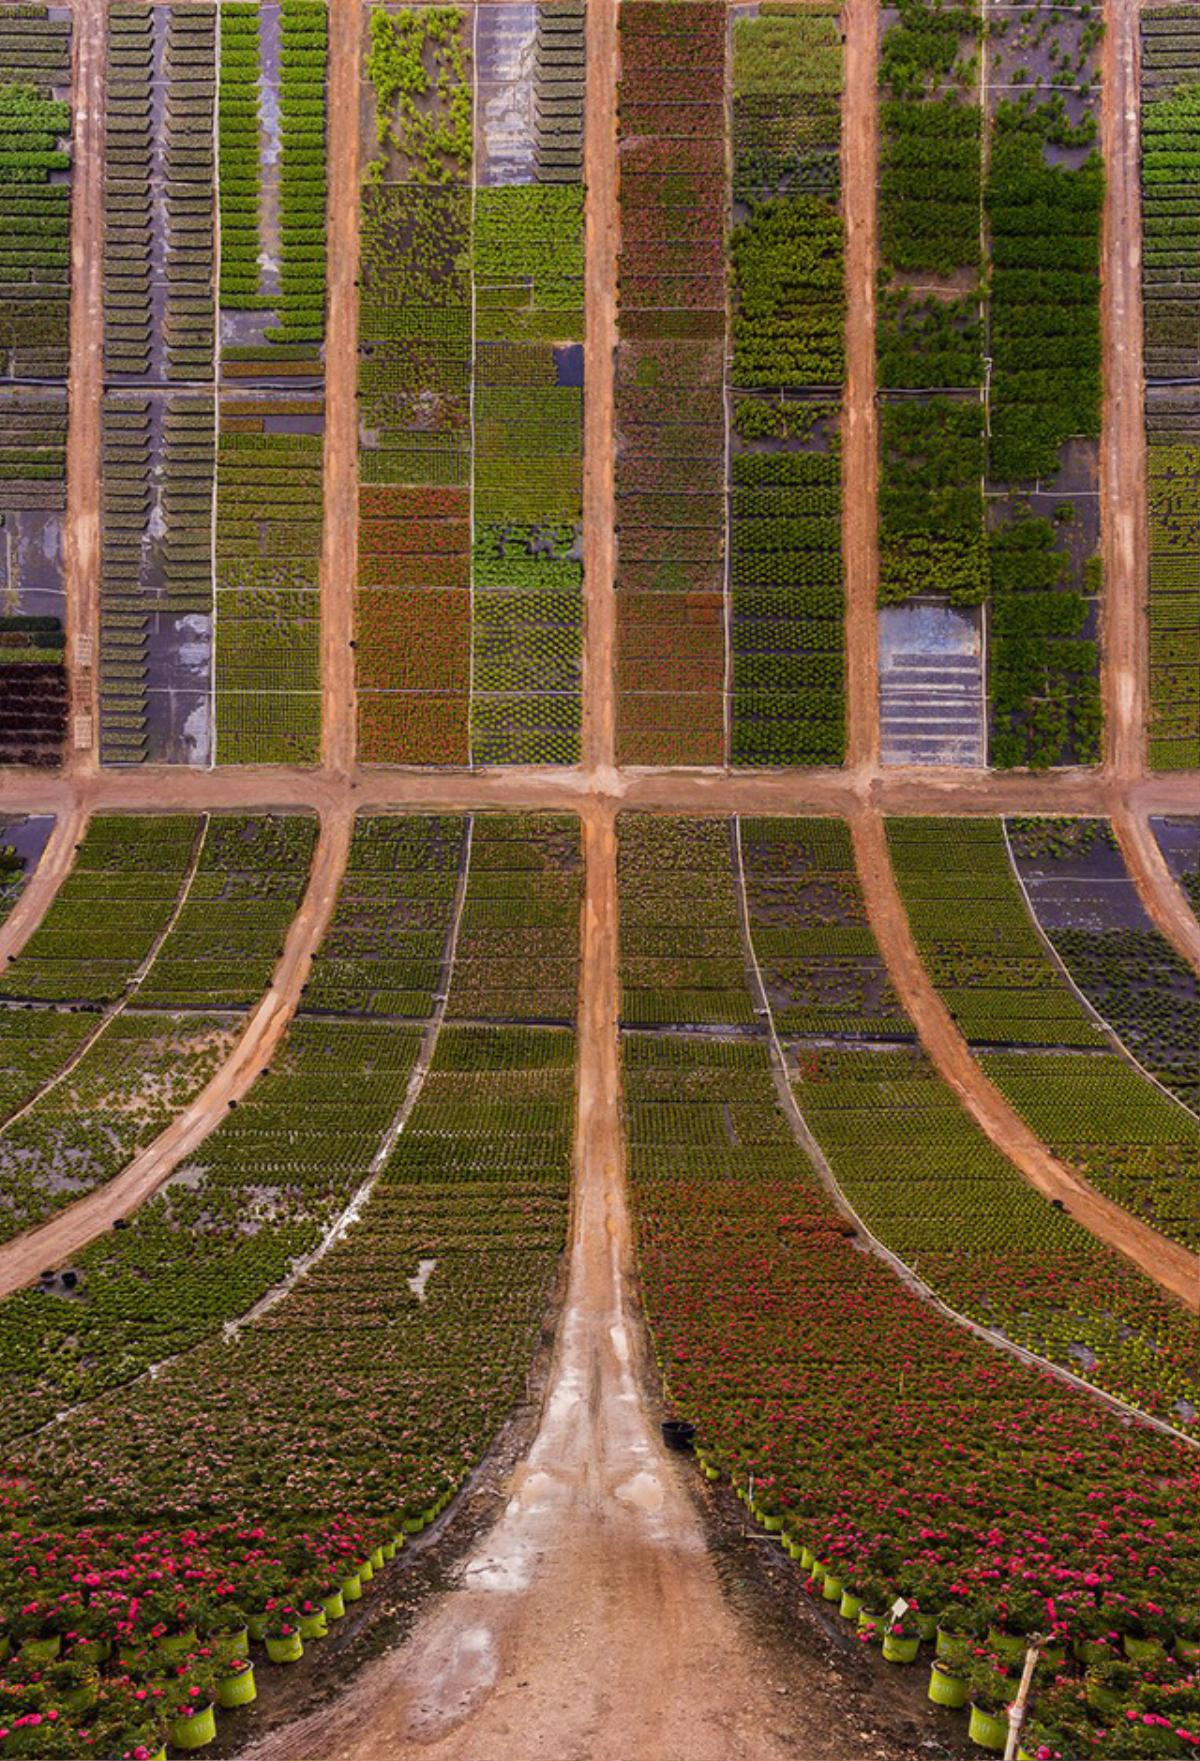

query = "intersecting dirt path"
[0, 810, 352, 1295]
[0, 802, 87, 969]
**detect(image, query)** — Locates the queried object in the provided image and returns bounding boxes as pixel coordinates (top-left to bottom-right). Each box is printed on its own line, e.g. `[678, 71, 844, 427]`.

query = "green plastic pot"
[821, 1572, 843, 1603]
[882, 1631, 919, 1665]
[19, 1634, 61, 1664]
[838, 1590, 862, 1621]
[217, 1664, 257, 1709]
[1177, 1636, 1200, 1664]
[210, 1626, 249, 1662]
[762, 1513, 783, 1534]
[247, 1613, 269, 1643]
[69, 1638, 110, 1665]
[968, 1704, 1008, 1753]
[359, 1558, 375, 1584]
[266, 1630, 304, 1664]
[857, 1608, 883, 1639]
[928, 1662, 967, 1709]
[298, 1610, 328, 1641]
[381, 1540, 398, 1562]
[159, 1627, 198, 1662]
[145, 1750, 167, 1761]
[1085, 1678, 1121, 1717]
[62, 1677, 99, 1713]
[986, 1625, 1026, 1666]
[1073, 1637, 1110, 1665]
[369, 1546, 385, 1570]
[322, 1591, 345, 1622]
[799, 1546, 815, 1571]
[916, 1612, 937, 1643]
[935, 1626, 970, 1661]
[341, 1573, 363, 1602]
[1124, 1632, 1168, 1665]
[169, 1703, 217, 1752]
[403, 1517, 424, 1535]
[783, 1538, 803, 1561]
[703, 1464, 719, 1482]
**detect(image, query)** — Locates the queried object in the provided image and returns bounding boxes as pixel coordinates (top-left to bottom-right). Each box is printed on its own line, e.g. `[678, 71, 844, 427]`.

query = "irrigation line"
[225, 814, 476, 1336]
[1001, 817, 1200, 1128]
[27, 815, 476, 1442]
[0, 814, 210, 1142]
[729, 814, 1199, 1453]
[720, 8, 734, 769]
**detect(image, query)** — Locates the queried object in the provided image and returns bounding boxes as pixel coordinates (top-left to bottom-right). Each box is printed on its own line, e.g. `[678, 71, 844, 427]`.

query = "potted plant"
[928, 1656, 968, 1709]
[881, 1613, 920, 1665]
[215, 1654, 257, 1710]
[967, 1658, 1013, 1754]
[264, 1607, 303, 1666]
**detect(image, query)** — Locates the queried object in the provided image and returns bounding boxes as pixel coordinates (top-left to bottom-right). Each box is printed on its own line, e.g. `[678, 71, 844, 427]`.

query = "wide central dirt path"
[241, 809, 893, 1761]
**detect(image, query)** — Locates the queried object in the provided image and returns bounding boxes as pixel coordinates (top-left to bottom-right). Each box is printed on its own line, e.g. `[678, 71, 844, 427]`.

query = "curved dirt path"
[64, 0, 106, 770]
[320, 0, 360, 778]
[0, 803, 87, 971]
[1113, 805, 1200, 975]
[580, 0, 617, 781]
[1100, 0, 1147, 785]
[0, 809, 352, 1294]
[851, 808, 1200, 1312]
[842, 0, 880, 774]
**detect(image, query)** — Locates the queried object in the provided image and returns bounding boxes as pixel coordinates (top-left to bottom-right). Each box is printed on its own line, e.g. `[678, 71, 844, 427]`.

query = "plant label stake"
[885, 1596, 908, 1636]
[1003, 1640, 1041, 1761]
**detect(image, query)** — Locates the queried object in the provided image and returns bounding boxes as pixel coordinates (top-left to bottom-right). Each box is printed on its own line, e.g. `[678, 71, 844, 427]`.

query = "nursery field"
[99, 1, 327, 765]
[0, 5, 71, 769]
[619, 811, 1200, 1761]
[888, 817, 1200, 1249]
[0, 810, 578, 1757]
[1142, 8, 1200, 770]
[877, 0, 1102, 770]
[355, 1, 585, 766]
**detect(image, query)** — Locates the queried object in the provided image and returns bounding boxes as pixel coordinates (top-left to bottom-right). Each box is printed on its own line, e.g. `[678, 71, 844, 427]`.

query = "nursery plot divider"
[66, 0, 103, 771]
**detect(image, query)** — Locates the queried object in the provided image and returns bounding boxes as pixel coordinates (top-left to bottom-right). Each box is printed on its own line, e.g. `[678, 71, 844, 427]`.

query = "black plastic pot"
[661, 1419, 696, 1453]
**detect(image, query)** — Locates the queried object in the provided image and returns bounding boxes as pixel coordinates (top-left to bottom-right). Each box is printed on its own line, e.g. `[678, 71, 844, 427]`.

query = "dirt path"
[1114, 804, 1200, 973]
[238, 806, 898, 1761]
[0, 809, 352, 1295]
[0, 804, 87, 969]
[320, 0, 360, 777]
[842, 0, 880, 774]
[15, 760, 1200, 819]
[580, 0, 618, 781]
[1100, 0, 1147, 784]
[64, 0, 106, 772]
[851, 807, 1200, 1312]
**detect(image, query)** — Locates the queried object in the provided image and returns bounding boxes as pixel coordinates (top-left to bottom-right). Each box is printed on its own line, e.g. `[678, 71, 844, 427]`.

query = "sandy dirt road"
[1101, 0, 1147, 785]
[0, 803, 87, 969]
[0, 810, 352, 1294]
[580, 0, 618, 781]
[64, 0, 105, 770]
[320, 0, 360, 778]
[842, 0, 880, 773]
[15, 759, 1200, 820]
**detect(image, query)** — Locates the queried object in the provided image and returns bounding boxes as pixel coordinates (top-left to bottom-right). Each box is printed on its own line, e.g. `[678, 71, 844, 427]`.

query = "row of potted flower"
[0, 1503, 457, 1758]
